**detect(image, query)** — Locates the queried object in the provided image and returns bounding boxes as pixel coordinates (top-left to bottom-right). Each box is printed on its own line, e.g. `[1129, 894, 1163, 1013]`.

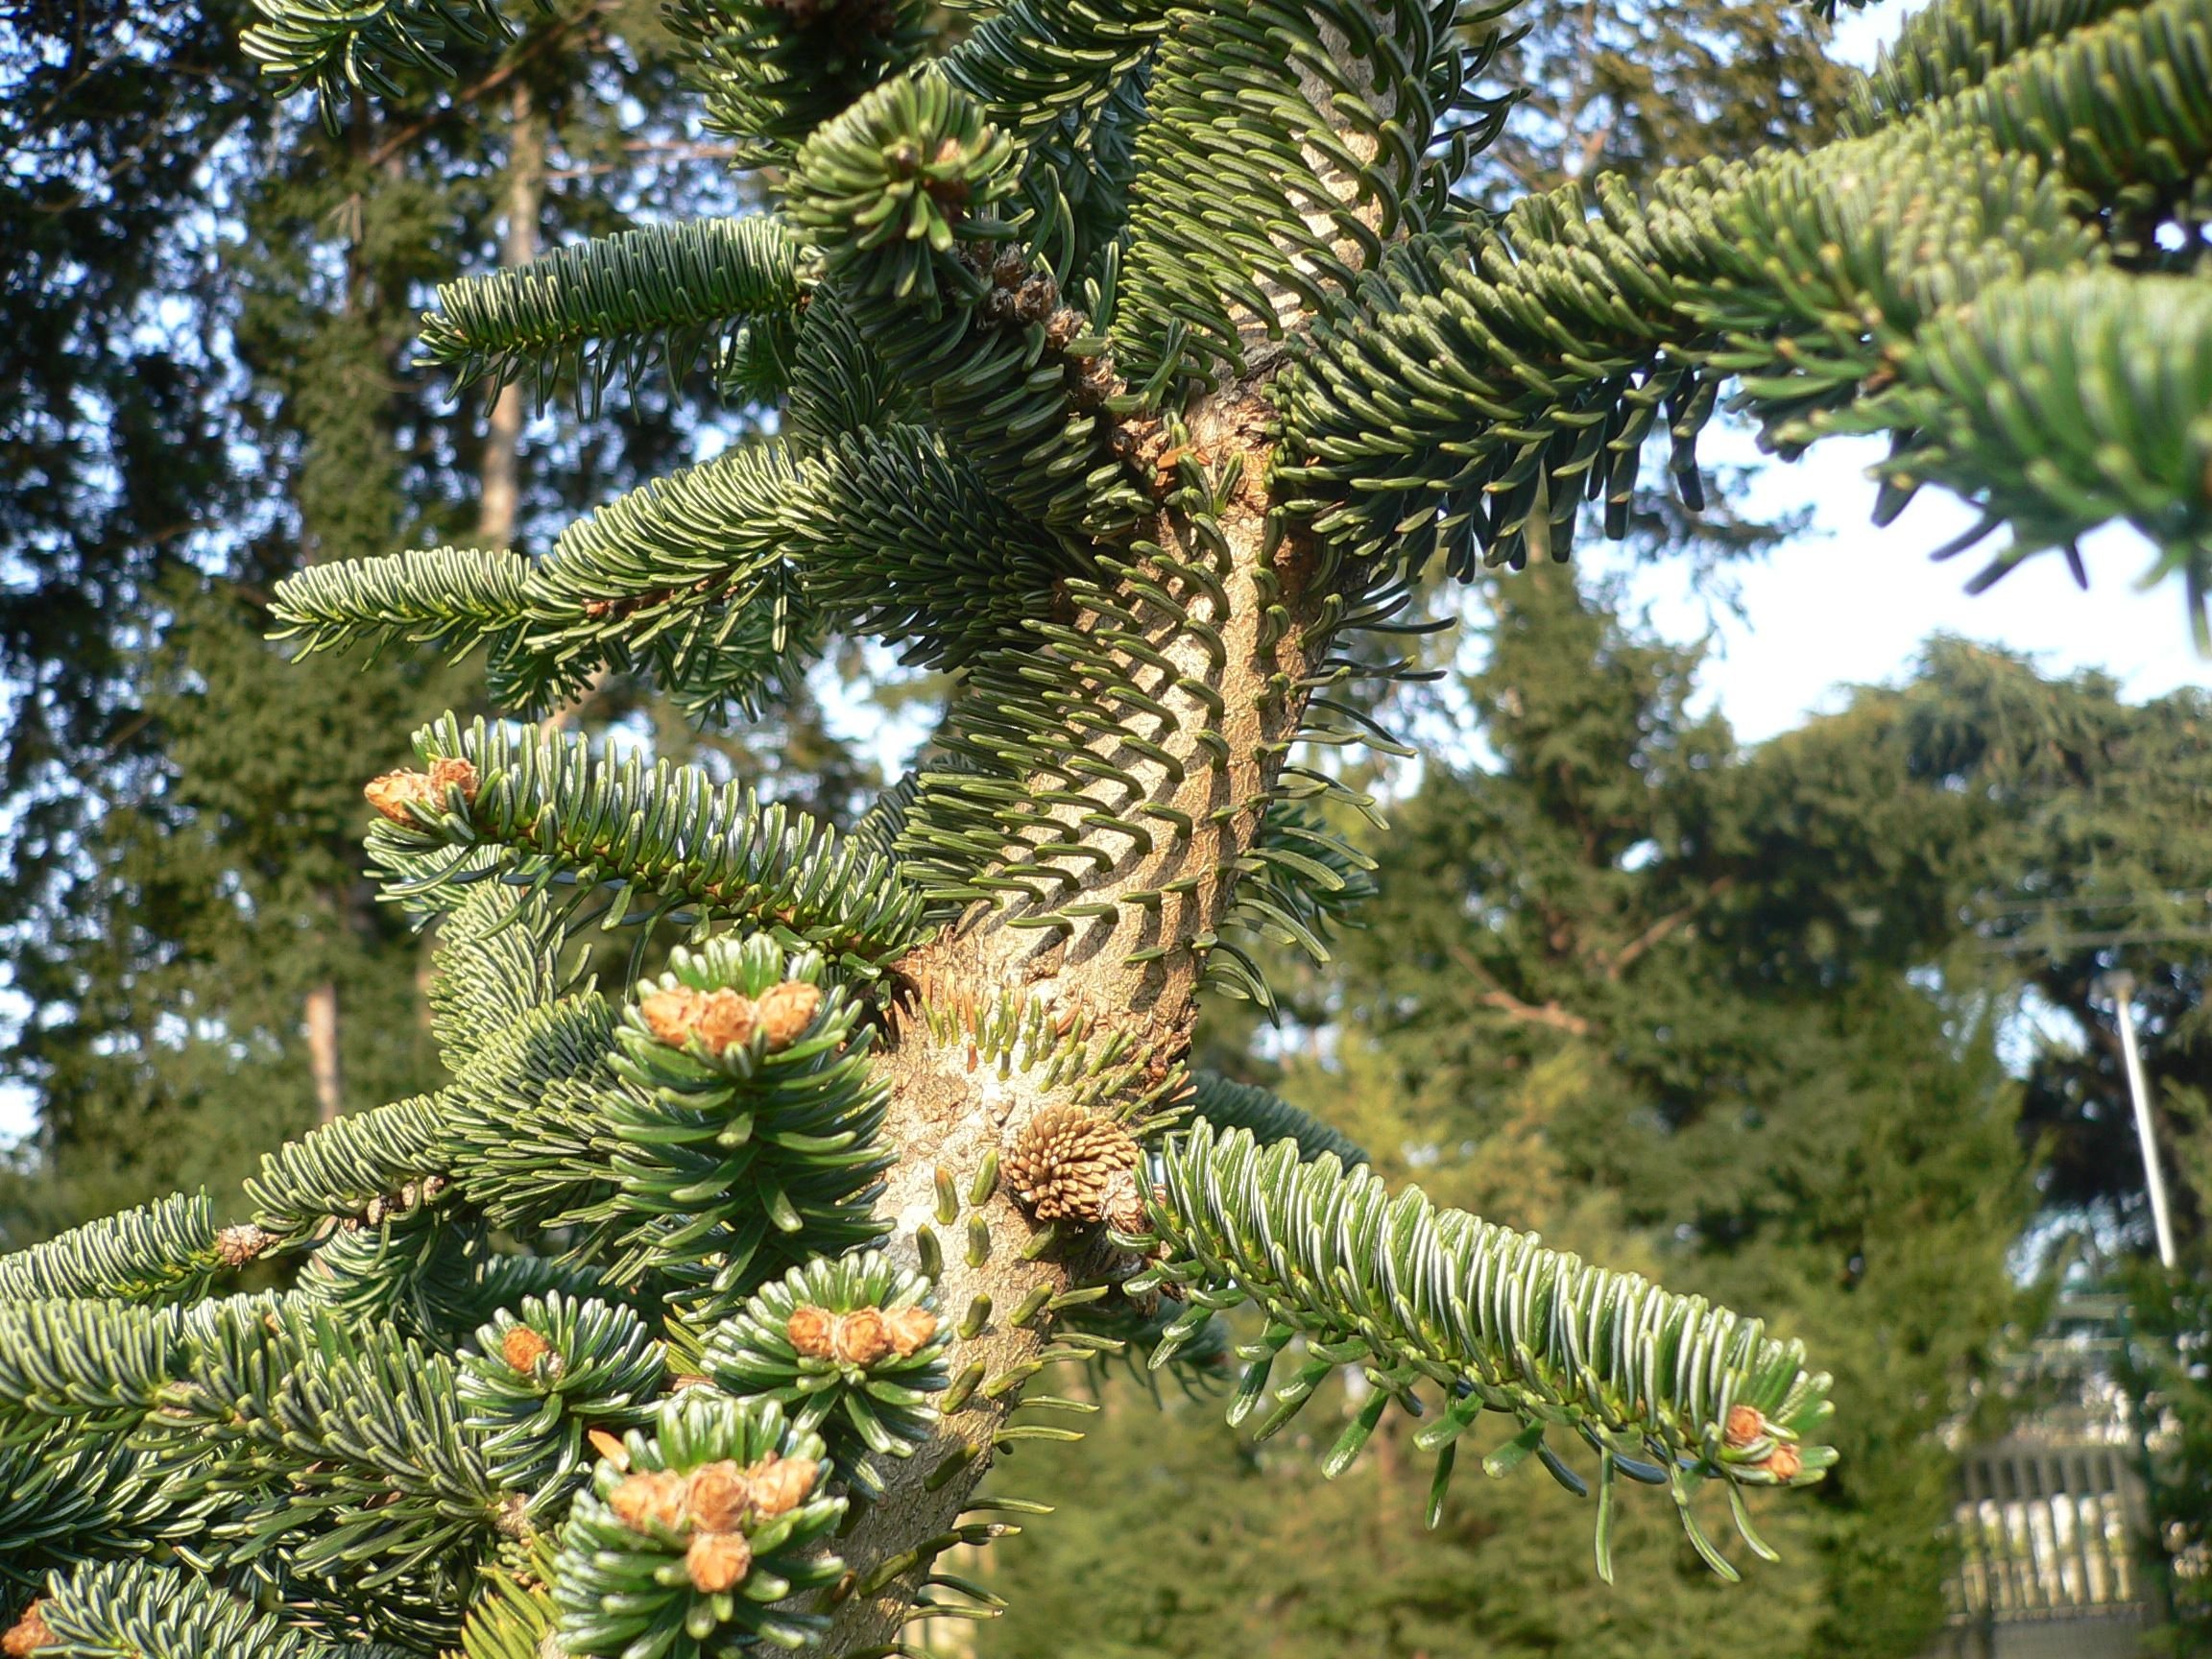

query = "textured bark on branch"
[822, 382, 1327, 1648]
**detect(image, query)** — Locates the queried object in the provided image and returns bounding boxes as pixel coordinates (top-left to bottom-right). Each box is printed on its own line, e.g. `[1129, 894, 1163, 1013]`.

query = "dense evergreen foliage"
[1, 0, 2208, 1647]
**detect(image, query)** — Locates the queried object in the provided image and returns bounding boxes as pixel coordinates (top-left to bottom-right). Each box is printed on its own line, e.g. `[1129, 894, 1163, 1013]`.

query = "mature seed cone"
[685, 1529, 754, 1593]
[501, 1325, 557, 1377]
[756, 980, 822, 1049]
[746, 1452, 818, 1518]
[1007, 1105, 1141, 1222]
[608, 1469, 692, 1535]
[2, 1602, 49, 1658]
[687, 1459, 755, 1532]
[363, 757, 480, 825]
[882, 1305, 938, 1358]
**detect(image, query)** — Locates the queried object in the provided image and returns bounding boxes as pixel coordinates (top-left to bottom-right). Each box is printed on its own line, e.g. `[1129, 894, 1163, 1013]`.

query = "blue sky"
[1590, 0, 2207, 745]
[1592, 434, 2206, 746]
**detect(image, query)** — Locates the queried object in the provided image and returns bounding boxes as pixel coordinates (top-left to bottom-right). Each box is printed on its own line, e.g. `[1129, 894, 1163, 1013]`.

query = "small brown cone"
[686, 1459, 755, 1532]
[883, 1305, 938, 1358]
[215, 1222, 272, 1268]
[830, 1307, 893, 1367]
[755, 980, 822, 1051]
[692, 988, 758, 1054]
[501, 1325, 556, 1376]
[685, 1529, 754, 1593]
[1723, 1405, 1767, 1449]
[608, 1469, 692, 1534]
[640, 987, 706, 1046]
[3, 1602, 51, 1658]
[745, 1454, 818, 1517]
[786, 1305, 837, 1359]
[1006, 1105, 1141, 1222]
[1761, 1443, 1803, 1482]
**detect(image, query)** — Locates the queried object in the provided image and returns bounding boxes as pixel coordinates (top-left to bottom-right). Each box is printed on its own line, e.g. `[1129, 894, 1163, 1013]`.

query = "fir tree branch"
[1112, 0, 1519, 390]
[667, 0, 931, 171]
[1274, 103, 2184, 589]
[242, 0, 529, 111]
[1140, 1122, 1836, 1579]
[417, 216, 805, 412]
[35, 1557, 419, 1657]
[0, 1192, 229, 1307]
[246, 1093, 456, 1244]
[370, 714, 933, 967]
[936, 0, 1171, 142]
[790, 77, 1148, 535]
[1847, 0, 2144, 131]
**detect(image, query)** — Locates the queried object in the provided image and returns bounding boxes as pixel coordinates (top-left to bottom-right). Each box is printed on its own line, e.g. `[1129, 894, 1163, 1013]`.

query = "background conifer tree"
[4, 0, 2211, 1647]
[1, 0, 851, 1236]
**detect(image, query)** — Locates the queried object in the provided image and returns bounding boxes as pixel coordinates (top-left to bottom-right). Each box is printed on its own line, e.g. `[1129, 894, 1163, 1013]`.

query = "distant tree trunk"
[305, 980, 343, 1123]
[476, 80, 543, 550]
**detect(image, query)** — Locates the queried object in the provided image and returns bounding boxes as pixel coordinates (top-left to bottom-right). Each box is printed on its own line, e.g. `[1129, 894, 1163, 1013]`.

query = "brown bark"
[305, 979, 343, 1124]
[818, 391, 1324, 1649]
[476, 80, 543, 551]
[815, 25, 1414, 1631]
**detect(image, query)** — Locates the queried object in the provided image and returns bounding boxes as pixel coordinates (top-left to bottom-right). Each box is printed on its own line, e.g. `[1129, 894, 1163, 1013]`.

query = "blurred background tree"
[1, 0, 876, 1233]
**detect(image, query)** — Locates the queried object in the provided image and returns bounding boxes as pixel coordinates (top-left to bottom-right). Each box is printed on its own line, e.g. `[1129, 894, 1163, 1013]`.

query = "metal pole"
[2101, 973, 2178, 1270]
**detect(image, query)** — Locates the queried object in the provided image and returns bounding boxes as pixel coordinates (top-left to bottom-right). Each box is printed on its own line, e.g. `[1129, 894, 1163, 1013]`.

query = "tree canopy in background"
[0, 0, 871, 1234]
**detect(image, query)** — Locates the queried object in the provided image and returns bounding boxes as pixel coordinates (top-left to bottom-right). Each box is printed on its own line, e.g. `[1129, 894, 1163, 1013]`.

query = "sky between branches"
[1609, 1, 2208, 743]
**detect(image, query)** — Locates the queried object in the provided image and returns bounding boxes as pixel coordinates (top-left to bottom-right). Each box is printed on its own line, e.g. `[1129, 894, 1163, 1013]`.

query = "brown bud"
[364, 757, 479, 826]
[215, 1222, 272, 1268]
[3, 1602, 50, 1658]
[746, 1453, 818, 1518]
[1723, 1405, 1768, 1449]
[685, 1528, 754, 1593]
[640, 986, 705, 1046]
[1761, 1443, 1803, 1482]
[755, 980, 822, 1051]
[831, 1307, 893, 1367]
[693, 988, 759, 1053]
[883, 1305, 939, 1358]
[1098, 1167, 1149, 1236]
[364, 770, 433, 826]
[608, 1469, 691, 1535]
[786, 1304, 837, 1359]
[427, 756, 481, 803]
[501, 1325, 557, 1377]
[686, 1459, 755, 1532]
[588, 1428, 631, 1471]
